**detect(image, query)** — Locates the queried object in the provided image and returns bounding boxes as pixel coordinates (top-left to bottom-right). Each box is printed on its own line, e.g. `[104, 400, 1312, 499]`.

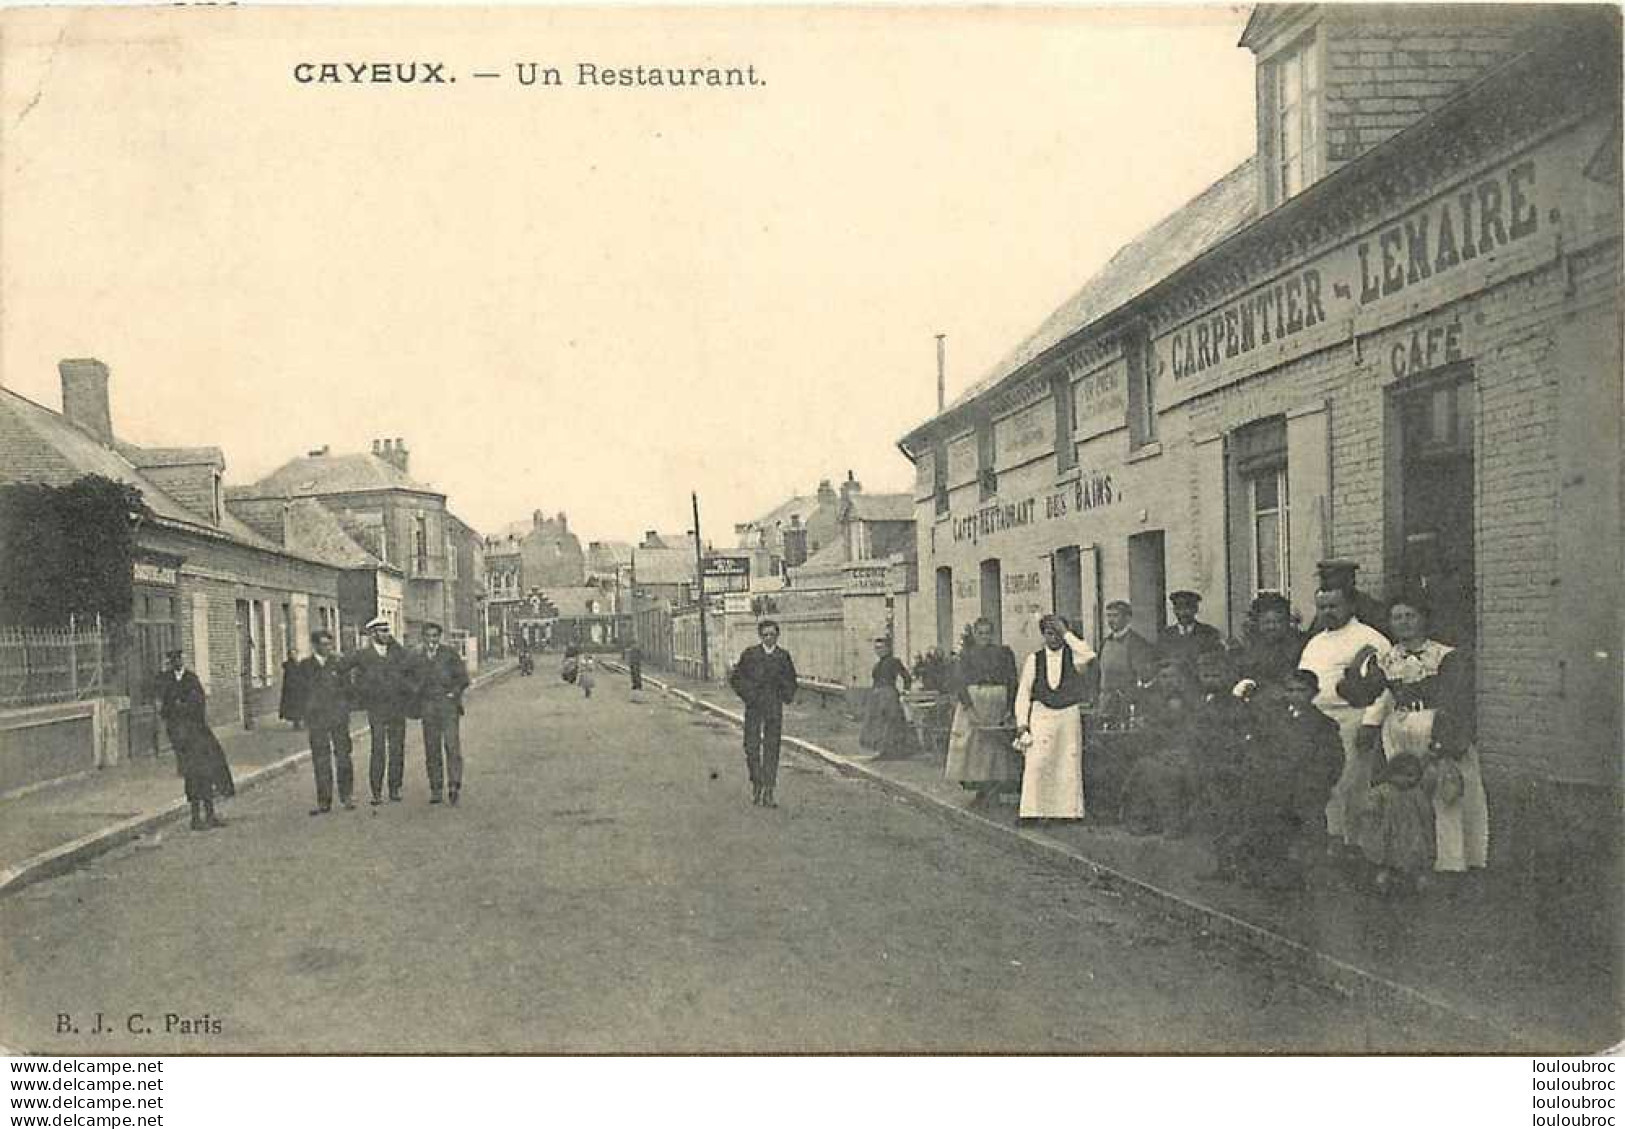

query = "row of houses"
[0, 359, 487, 784]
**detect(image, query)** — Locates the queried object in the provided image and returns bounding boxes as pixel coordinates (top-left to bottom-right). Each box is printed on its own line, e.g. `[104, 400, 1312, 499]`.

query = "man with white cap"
[343, 615, 417, 804]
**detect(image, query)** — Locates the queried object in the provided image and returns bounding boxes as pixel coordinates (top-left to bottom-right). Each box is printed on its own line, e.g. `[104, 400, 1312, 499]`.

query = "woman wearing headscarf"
[859, 636, 917, 760]
[944, 617, 1021, 808]
[1013, 614, 1097, 821]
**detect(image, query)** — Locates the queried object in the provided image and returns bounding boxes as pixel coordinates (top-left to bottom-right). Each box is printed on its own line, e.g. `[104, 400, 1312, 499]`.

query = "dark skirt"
[169, 721, 234, 800]
[860, 686, 917, 759]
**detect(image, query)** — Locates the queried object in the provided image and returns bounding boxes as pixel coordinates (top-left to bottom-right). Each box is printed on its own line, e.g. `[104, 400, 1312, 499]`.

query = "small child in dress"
[1354, 752, 1436, 894]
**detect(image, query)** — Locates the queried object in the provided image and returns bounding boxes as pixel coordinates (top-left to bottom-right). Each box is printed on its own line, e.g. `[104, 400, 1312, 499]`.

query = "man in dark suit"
[343, 616, 417, 805]
[728, 619, 798, 808]
[299, 629, 355, 815]
[1096, 600, 1158, 710]
[1157, 590, 1225, 680]
[156, 649, 228, 831]
[415, 622, 471, 806]
[625, 642, 644, 691]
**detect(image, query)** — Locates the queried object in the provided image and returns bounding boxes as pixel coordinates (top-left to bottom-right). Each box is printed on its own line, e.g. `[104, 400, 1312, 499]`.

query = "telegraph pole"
[692, 491, 710, 682]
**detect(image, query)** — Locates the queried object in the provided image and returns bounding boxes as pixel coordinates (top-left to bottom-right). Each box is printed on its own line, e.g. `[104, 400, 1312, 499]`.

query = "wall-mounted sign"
[132, 560, 179, 587]
[1154, 154, 1553, 407]
[950, 470, 1117, 546]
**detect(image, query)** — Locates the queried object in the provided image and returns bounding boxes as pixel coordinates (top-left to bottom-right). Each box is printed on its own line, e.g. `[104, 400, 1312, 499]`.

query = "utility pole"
[692, 491, 710, 682]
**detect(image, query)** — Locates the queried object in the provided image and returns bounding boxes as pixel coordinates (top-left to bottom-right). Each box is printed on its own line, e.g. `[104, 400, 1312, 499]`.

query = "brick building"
[0, 361, 345, 750]
[229, 439, 465, 642]
[899, 8, 1620, 861]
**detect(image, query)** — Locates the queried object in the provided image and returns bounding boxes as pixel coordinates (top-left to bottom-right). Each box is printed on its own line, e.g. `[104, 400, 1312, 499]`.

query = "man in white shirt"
[1296, 587, 1390, 847]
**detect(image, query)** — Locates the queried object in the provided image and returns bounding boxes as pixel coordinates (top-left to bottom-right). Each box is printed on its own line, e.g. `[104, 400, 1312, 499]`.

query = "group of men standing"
[164, 616, 472, 823]
[291, 617, 472, 812]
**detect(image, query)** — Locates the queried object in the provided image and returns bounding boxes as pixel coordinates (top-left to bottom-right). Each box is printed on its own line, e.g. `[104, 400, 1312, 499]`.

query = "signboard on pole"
[702, 555, 752, 593]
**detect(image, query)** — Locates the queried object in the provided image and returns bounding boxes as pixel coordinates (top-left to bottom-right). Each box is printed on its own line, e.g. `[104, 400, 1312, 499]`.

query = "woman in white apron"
[1013, 615, 1097, 821]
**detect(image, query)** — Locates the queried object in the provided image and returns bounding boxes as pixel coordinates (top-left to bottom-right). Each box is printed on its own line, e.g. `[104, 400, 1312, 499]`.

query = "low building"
[898, 7, 1621, 867]
[0, 360, 345, 753]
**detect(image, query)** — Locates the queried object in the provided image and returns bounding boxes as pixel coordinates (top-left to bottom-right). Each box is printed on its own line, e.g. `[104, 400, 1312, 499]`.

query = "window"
[212, 472, 224, 524]
[1053, 373, 1077, 472]
[1269, 33, 1322, 204]
[446, 537, 459, 580]
[1250, 466, 1292, 596]
[1126, 332, 1157, 449]
[976, 422, 997, 500]
[414, 513, 429, 575]
[932, 443, 949, 516]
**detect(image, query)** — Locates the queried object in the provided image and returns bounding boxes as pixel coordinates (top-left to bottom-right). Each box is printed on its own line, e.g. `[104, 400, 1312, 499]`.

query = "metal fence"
[0, 625, 120, 708]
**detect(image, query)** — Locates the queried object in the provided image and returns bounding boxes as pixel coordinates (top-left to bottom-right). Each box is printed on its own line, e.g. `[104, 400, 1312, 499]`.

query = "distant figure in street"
[1297, 587, 1390, 849]
[416, 623, 470, 806]
[1013, 614, 1096, 821]
[1156, 590, 1224, 682]
[299, 630, 355, 815]
[944, 617, 1021, 808]
[278, 654, 308, 730]
[157, 649, 228, 831]
[578, 653, 596, 699]
[1095, 600, 1158, 717]
[859, 636, 916, 760]
[345, 616, 417, 805]
[728, 620, 798, 808]
[625, 642, 644, 691]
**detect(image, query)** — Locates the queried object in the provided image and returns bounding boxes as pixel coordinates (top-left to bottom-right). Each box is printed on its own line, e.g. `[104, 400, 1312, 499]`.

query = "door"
[979, 558, 1003, 643]
[1128, 531, 1167, 637]
[234, 599, 254, 729]
[1391, 370, 1476, 648]
[935, 567, 954, 653]
[1052, 546, 1084, 633]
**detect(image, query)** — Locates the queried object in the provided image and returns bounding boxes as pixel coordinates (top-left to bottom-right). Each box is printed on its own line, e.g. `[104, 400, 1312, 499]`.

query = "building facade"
[899, 8, 1621, 859]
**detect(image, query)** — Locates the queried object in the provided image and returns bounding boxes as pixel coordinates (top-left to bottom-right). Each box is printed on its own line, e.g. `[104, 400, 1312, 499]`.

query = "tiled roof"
[842, 493, 914, 522]
[0, 387, 316, 557]
[916, 156, 1259, 433]
[536, 586, 612, 618]
[234, 452, 440, 499]
[631, 547, 695, 585]
[115, 442, 224, 469]
[285, 499, 389, 571]
[588, 541, 634, 570]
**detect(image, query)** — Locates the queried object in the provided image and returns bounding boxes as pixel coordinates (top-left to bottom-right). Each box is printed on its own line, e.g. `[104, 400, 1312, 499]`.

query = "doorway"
[935, 567, 954, 653]
[1052, 547, 1084, 633]
[1127, 531, 1167, 636]
[1388, 368, 1476, 648]
[234, 599, 254, 729]
[979, 559, 1003, 643]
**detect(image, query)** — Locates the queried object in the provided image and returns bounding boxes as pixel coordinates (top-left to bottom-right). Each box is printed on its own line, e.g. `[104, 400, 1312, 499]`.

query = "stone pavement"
[0, 662, 515, 897]
[615, 662, 1620, 1054]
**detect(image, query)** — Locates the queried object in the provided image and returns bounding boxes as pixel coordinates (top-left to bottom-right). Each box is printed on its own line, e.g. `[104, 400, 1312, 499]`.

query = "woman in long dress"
[1013, 614, 1096, 821]
[944, 617, 1021, 807]
[1350, 597, 1488, 875]
[860, 637, 917, 759]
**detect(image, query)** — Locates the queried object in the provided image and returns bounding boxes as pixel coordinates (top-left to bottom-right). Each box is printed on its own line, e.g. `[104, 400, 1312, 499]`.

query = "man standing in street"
[1297, 586, 1390, 850]
[157, 649, 228, 831]
[728, 619, 798, 808]
[345, 616, 416, 805]
[416, 623, 470, 805]
[299, 629, 355, 815]
[1157, 590, 1224, 680]
[625, 640, 644, 691]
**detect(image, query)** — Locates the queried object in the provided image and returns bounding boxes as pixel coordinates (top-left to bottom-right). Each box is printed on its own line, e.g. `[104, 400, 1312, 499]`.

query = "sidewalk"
[618, 662, 1619, 1053]
[0, 661, 516, 897]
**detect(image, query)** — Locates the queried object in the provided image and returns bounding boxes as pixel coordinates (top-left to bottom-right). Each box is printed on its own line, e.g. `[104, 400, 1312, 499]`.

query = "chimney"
[816, 478, 837, 506]
[59, 359, 114, 445]
[643, 530, 658, 547]
[534, 510, 546, 530]
[557, 511, 568, 533]
[840, 469, 863, 500]
[935, 333, 946, 413]
[307, 444, 330, 457]
[374, 438, 409, 474]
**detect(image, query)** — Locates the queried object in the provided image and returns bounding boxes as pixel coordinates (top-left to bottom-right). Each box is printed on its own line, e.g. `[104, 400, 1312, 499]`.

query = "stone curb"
[613, 662, 1533, 1048]
[0, 662, 519, 901]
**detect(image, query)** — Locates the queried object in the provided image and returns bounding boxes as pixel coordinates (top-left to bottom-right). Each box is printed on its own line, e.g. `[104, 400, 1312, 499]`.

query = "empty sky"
[0, 5, 1257, 544]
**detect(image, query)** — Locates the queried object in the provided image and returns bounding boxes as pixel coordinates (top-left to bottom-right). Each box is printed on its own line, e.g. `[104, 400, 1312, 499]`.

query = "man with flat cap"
[299, 629, 355, 814]
[1157, 590, 1224, 680]
[343, 616, 417, 804]
[415, 621, 470, 805]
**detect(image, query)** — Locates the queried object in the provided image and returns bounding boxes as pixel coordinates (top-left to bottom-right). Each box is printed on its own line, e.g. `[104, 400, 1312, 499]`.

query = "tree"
[0, 476, 149, 627]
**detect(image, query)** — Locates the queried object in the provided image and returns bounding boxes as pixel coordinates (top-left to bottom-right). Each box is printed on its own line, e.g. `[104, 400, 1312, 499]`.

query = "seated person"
[1120, 664, 1200, 836]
